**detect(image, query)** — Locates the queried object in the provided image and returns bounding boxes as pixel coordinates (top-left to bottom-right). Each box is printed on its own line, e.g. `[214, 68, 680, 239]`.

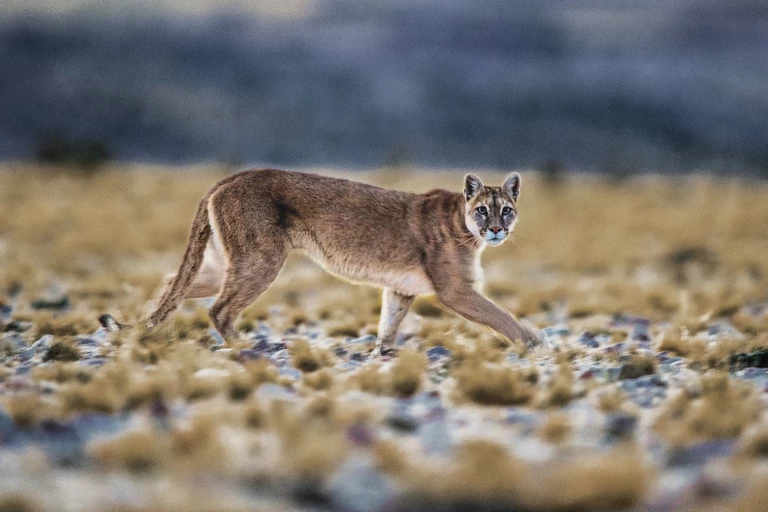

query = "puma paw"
[373, 345, 398, 358]
[519, 321, 551, 350]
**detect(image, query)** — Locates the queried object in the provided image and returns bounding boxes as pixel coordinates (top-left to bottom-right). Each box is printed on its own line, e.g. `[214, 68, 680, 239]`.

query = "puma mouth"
[484, 232, 507, 246]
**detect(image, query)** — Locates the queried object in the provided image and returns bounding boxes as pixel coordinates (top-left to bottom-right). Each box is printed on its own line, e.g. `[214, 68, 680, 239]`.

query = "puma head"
[463, 172, 520, 246]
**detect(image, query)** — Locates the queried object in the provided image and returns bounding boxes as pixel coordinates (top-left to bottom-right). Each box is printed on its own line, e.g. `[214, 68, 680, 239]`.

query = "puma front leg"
[376, 288, 414, 356]
[435, 286, 542, 348]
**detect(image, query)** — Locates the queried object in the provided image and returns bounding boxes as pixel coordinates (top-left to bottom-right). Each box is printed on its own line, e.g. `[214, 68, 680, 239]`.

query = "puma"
[104, 169, 544, 355]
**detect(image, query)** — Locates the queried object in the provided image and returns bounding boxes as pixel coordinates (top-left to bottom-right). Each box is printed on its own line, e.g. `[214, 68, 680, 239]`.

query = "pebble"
[238, 349, 262, 362]
[426, 345, 451, 361]
[32, 335, 53, 352]
[280, 367, 302, 380]
[619, 362, 654, 380]
[346, 334, 377, 347]
[2, 332, 27, 350]
[35, 419, 84, 466]
[605, 342, 626, 355]
[667, 440, 736, 467]
[31, 295, 70, 311]
[208, 329, 226, 347]
[194, 368, 230, 379]
[739, 367, 767, 380]
[1, 320, 32, 333]
[605, 413, 637, 438]
[544, 325, 570, 338]
[75, 336, 100, 347]
[18, 347, 36, 362]
[420, 407, 451, 455]
[386, 410, 419, 433]
[327, 455, 393, 512]
[256, 383, 295, 400]
[15, 363, 32, 374]
[506, 409, 538, 427]
[346, 423, 375, 447]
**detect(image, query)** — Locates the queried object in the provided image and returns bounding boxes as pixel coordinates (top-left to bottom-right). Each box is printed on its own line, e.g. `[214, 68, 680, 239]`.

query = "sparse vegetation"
[0, 164, 767, 510]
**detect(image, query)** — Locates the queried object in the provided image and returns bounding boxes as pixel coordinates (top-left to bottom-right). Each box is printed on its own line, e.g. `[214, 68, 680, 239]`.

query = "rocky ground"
[1, 165, 768, 511]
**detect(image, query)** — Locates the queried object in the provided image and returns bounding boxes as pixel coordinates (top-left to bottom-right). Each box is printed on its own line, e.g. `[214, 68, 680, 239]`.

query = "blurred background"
[1, 0, 767, 176]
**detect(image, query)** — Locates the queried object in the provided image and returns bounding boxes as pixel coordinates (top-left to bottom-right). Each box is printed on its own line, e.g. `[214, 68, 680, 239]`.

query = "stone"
[346, 423, 375, 447]
[386, 410, 419, 432]
[420, 407, 451, 455]
[31, 295, 70, 311]
[194, 368, 230, 379]
[280, 366, 302, 380]
[208, 328, 226, 347]
[605, 414, 637, 438]
[349, 352, 366, 362]
[346, 334, 377, 346]
[18, 347, 36, 362]
[667, 440, 736, 467]
[426, 345, 451, 361]
[2, 332, 27, 350]
[32, 334, 53, 352]
[327, 455, 393, 512]
[238, 349, 262, 362]
[256, 383, 295, 400]
[2, 320, 32, 333]
[619, 362, 655, 380]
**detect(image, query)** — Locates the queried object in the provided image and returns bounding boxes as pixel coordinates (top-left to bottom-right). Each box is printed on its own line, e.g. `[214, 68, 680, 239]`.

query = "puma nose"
[489, 226, 502, 234]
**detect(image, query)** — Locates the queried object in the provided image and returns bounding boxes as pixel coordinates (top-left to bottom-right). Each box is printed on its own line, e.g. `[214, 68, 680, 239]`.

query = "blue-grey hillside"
[1, 0, 767, 174]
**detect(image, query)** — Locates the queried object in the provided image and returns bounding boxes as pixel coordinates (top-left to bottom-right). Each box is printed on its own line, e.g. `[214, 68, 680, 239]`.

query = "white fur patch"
[298, 238, 433, 296]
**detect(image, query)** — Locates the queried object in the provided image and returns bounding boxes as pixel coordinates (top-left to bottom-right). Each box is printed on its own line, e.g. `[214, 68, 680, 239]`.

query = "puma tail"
[144, 196, 212, 330]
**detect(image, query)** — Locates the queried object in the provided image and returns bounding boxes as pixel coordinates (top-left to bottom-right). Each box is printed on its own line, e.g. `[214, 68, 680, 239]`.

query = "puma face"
[463, 172, 520, 247]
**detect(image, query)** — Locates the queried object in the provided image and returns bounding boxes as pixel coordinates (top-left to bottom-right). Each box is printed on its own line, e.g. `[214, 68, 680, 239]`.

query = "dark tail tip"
[98, 314, 127, 333]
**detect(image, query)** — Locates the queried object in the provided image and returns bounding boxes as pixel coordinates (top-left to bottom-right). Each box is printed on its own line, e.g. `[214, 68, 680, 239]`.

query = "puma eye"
[502, 206, 513, 215]
[476, 206, 488, 215]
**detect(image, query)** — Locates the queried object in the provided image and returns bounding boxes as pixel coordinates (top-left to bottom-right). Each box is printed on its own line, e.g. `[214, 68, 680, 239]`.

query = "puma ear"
[464, 174, 484, 200]
[503, 172, 521, 200]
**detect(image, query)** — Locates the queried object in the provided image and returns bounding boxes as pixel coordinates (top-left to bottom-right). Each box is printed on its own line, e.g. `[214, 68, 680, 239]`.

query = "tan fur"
[145, 169, 543, 353]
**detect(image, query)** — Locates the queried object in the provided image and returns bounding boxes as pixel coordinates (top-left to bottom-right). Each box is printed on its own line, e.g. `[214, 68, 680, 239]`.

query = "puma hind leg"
[208, 250, 287, 340]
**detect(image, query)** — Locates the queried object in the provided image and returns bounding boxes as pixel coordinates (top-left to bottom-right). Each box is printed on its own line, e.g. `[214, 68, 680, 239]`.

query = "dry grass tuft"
[60, 378, 123, 414]
[517, 447, 653, 510]
[538, 411, 572, 444]
[302, 368, 334, 391]
[390, 348, 426, 397]
[244, 359, 279, 387]
[349, 348, 425, 397]
[538, 362, 575, 407]
[654, 371, 762, 445]
[0, 494, 42, 512]
[288, 339, 335, 373]
[406, 439, 652, 510]
[90, 430, 168, 473]
[618, 351, 657, 379]
[736, 425, 768, 459]
[454, 360, 538, 405]
[31, 312, 98, 337]
[3, 393, 57, 427]
[42, 339, 81, 362]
